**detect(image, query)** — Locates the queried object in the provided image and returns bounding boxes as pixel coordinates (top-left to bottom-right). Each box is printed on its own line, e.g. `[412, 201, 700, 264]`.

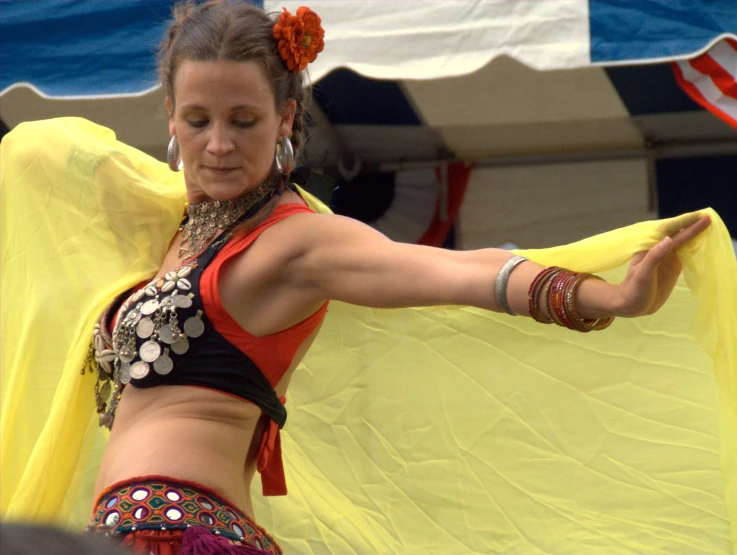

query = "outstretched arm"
[288, 213, 711, 320]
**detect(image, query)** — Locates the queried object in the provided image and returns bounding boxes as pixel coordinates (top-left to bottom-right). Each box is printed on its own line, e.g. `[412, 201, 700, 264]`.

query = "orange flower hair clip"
[273, 6, 325, 71]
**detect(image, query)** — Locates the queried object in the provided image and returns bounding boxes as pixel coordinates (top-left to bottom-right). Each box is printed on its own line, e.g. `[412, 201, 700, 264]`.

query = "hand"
[614, 215, 711, 317]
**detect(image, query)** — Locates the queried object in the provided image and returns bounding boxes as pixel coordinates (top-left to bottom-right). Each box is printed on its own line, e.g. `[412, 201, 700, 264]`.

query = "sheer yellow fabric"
[2, 118, 736, 554]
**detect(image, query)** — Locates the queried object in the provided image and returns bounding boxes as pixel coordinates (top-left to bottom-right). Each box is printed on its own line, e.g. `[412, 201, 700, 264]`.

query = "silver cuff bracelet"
[494, 255, 528, 315]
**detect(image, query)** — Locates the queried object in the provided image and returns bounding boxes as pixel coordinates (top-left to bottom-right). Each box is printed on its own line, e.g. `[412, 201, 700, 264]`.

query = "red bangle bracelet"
[527, 267, 615, 332]
[528, 267, 560, 323]
[551, 272, 577, 329]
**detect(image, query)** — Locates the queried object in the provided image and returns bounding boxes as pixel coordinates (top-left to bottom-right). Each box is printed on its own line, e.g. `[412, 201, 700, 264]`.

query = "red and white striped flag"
[672, 38, 737, 129]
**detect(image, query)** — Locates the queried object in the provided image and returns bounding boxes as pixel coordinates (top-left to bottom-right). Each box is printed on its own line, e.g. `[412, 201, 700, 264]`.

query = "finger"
[629, 251, 648, 266]
[660, 213, 703, 236]
[650, 253, 683, 313]
[636, 236, 674, 276]
[669, 215, 711, 249]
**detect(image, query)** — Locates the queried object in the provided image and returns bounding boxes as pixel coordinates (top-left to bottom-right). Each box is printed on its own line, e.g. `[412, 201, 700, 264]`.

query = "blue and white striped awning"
[291, 0, 737, 80]
[2, 0, 736, 98]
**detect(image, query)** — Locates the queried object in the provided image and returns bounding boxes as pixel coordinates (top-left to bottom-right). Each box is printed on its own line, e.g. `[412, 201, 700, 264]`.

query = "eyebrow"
[179, 104, 261, 112]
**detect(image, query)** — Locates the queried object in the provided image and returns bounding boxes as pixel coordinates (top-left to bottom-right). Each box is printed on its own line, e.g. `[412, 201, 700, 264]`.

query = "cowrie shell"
[176, 278, 191, 291]
[100, 357, 113, 374]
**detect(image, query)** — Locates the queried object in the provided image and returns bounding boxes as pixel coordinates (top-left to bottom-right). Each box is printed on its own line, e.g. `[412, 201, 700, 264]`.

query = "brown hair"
[158, 0, 308, 156]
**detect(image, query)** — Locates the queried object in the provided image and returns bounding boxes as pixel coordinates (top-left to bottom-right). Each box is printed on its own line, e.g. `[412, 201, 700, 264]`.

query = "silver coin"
[183, 317, 204, 338]
[141, 299, 159, 315]
[153, 355, 173, 375]
[136, 317, 154, 339]
[173, 295, 193, 309]
[160, 296, 175, 308]
[118, 348, 136, 363]
[129, 361, 150, 379]
[119, 363, 131, 384]
[158, 325, 175, 344]
[139, 340, 161, 363]
[171, 336, 189, 355]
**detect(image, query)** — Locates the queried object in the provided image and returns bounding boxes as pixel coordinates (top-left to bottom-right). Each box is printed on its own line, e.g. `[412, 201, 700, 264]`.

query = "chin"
[202, 186, 250, 202]
[199, 177, 252, 201]
[189, 168, 271, 202]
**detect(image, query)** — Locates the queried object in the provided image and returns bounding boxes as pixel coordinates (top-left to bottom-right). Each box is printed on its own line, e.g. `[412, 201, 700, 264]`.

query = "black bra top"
[103, 192, 287, 428]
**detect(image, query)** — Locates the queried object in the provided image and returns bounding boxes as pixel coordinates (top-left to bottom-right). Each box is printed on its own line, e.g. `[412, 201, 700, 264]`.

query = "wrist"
[575, 278, 620, 319]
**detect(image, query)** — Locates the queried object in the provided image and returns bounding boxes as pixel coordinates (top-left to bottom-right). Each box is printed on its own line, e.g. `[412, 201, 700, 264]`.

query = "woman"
[0, 1, 718, 554]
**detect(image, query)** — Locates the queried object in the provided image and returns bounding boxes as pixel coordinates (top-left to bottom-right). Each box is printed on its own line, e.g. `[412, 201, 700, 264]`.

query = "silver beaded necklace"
[178, 178, 278, 259]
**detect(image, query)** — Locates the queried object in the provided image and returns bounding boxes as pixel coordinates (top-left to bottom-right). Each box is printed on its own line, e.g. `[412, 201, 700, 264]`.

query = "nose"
[205, 123, 235, 156]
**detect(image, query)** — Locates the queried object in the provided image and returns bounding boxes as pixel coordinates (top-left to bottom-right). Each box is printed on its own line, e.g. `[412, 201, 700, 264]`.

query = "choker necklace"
[178, 179, 279, 258]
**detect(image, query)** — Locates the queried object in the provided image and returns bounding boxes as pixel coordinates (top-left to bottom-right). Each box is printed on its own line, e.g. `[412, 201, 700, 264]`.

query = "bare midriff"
[94, 384, 263, 517]
[92, 325, 319, 520]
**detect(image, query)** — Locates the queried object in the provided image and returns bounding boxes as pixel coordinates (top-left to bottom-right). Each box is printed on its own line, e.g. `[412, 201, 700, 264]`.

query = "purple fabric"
[180, 527, 274, 555]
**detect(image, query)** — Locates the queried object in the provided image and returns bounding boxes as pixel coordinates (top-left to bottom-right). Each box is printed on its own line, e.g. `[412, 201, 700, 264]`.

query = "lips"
[204, 166, 238, 174]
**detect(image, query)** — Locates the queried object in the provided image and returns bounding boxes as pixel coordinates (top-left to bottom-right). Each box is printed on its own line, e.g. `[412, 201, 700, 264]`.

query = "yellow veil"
[2, 118, 736, 554]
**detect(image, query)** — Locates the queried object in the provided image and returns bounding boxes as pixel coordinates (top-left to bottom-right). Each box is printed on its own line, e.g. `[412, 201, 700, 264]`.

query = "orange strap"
[257, 396, 287, 496]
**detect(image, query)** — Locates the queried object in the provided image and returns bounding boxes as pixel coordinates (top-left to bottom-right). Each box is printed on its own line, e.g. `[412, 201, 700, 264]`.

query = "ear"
[165, 96, 176, 137]
[278, 99, 297, 138]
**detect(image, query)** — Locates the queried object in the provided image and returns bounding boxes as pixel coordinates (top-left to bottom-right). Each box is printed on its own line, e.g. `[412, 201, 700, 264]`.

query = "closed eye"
[185, 119, 256, 129]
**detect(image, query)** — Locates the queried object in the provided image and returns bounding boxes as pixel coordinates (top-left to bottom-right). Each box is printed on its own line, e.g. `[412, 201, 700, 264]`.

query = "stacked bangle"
[528, 267, 614, 332]
[527, 267, 560, 324]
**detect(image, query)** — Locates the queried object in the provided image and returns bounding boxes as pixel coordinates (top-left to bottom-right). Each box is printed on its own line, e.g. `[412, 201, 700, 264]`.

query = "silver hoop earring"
[275, 136, 295, 176]
[167, 134, 183, 172]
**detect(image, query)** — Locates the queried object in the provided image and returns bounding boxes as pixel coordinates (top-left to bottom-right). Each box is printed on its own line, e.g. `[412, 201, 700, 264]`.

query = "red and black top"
[113, 200, 328, 496]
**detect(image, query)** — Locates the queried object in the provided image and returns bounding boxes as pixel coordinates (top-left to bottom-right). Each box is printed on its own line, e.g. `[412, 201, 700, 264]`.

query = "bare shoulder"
[261, 205, 378, 258]
[226, 197, 354, 278]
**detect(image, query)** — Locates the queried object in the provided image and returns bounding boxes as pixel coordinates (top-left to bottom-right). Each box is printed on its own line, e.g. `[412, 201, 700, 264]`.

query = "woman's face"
[166, 59, 296, 203]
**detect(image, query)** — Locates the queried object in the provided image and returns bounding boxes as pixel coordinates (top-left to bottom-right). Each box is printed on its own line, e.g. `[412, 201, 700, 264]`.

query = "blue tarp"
[0, 0, 262, 97]
[590, 0, 737, 62]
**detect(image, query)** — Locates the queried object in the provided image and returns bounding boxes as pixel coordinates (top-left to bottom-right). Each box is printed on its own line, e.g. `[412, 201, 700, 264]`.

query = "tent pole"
[373, 137, 737, 173]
